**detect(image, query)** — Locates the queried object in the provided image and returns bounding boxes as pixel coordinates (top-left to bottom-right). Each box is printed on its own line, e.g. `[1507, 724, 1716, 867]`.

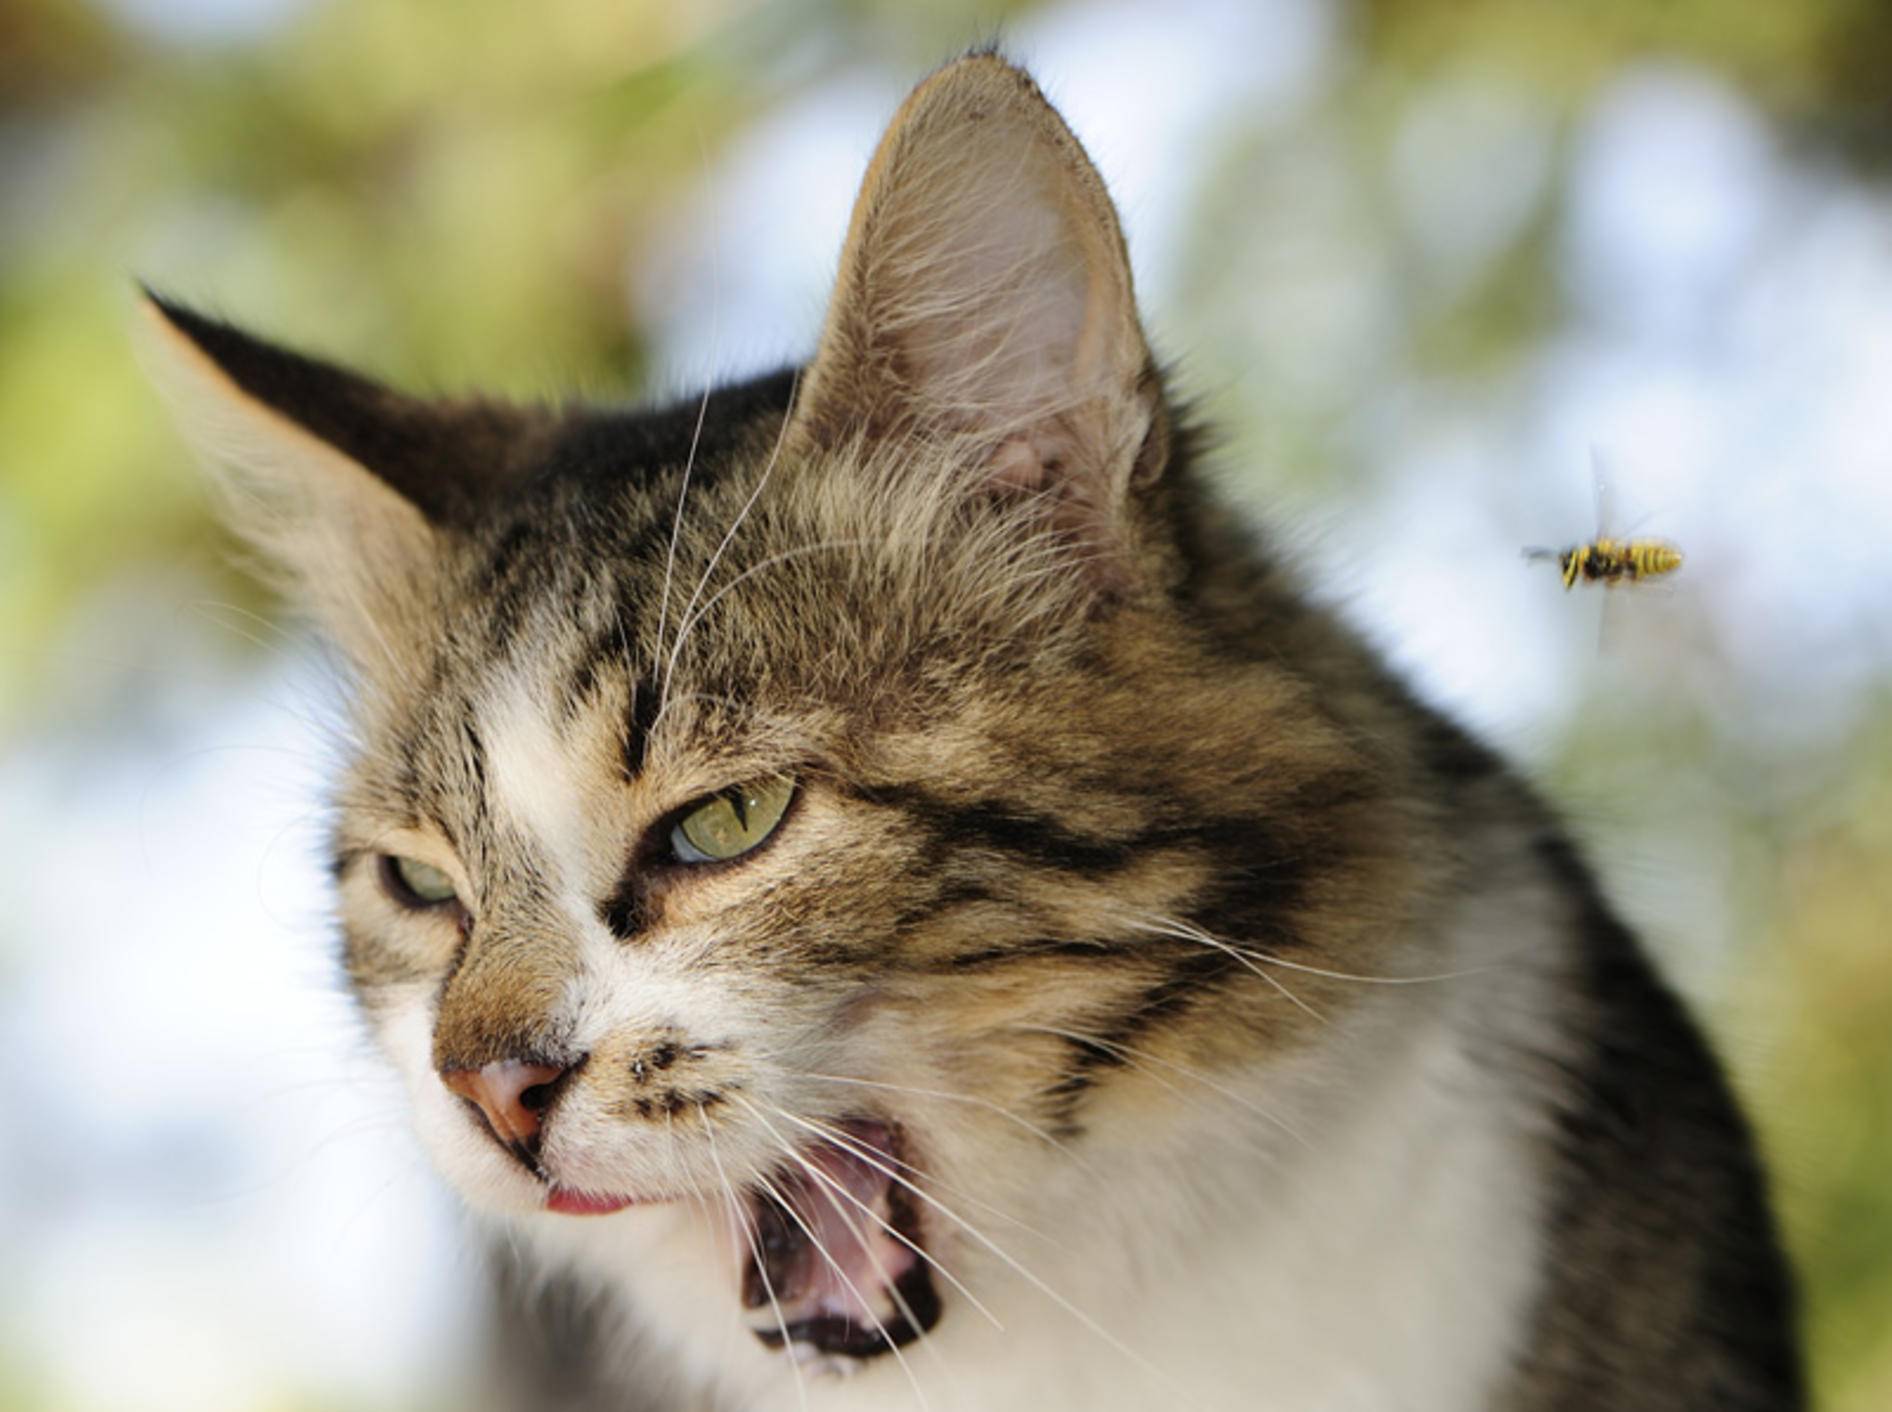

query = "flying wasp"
[1523, 451, 1684, 590]
[1522, 535, 1684, 590]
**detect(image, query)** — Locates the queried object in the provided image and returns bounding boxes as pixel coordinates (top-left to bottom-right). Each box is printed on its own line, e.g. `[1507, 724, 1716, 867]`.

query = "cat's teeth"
[788, 1345, 864, 1378]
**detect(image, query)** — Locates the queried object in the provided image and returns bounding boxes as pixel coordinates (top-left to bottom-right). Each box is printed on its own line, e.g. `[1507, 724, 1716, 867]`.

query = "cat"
[141, 52, 1801, 1412]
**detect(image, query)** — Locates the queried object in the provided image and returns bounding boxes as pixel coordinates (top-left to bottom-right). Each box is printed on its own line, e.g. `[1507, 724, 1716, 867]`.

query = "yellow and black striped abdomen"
[1623, 539, 1684, 581]
[1540, 537, 1683, 588]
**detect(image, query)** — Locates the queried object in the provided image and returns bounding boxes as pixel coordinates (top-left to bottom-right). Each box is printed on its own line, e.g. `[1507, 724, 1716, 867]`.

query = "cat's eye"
[380, 854, 461, 910]
[669, 777, 795, 864]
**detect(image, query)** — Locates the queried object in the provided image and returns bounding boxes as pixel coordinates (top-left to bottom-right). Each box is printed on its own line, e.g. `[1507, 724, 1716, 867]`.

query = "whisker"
[665, 1107, 746, 1368]
[740, 1105, 972, 1401]
[661, 371, 801, 709]
[185, 597, 303, 655]
[784, 1106, 1061, 1248]
[700, 1101, 807, 1412]
[799, 1070, 1100, 1180]
[731, 1093, 1001, 1332]
[653, 382, 714, 686]
[1129, 912, 1489, 987]
[1015, 1022, 1309, 1151]
[661, 537, 871, 676]
[747, 1164, 933, 1410]
[763, 1105, 1189, 1402]
[1130, 916, 1326, 1024]
[331, 1160, 428, 1248]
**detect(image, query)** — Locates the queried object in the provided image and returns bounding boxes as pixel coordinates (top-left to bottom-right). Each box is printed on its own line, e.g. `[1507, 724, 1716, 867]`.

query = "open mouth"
[738, 1119, 942, 1362]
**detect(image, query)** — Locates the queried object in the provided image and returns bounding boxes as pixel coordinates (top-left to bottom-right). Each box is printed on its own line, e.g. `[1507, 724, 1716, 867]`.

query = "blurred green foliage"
[2, 1, 1889, 1409]
[0, 0, 1038, 737]
[1737, 709, 1892, 1411]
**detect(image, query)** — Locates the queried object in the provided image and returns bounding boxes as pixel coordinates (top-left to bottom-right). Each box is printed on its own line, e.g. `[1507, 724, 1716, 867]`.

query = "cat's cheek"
[373, 984, 549, 1215]
[337, 876, 463, 986]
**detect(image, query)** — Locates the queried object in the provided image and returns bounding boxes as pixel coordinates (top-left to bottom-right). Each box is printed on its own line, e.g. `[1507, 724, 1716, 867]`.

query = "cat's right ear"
[137, 292, 535, 670]
[788, 55, 1168, 592]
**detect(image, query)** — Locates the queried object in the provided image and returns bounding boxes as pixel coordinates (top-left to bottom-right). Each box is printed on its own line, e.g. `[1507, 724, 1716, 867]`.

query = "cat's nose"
[440, 1059, 571, 1152]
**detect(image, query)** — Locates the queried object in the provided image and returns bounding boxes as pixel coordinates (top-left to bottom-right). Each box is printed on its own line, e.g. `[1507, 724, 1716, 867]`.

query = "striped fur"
[145, 54, 1799, 1412]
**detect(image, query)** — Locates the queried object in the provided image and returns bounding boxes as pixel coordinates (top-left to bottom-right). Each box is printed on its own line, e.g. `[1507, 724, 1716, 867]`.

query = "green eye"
[670, 777, 795, 864]
[382, 854, 460, 908]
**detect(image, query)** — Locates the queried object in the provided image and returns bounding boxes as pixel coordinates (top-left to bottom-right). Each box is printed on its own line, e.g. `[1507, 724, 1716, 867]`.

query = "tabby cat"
[142, 53, 1801, 1412]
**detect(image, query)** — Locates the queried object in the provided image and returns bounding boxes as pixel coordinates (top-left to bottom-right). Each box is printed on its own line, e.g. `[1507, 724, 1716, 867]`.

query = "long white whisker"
[731, 1094, 1002, 1333]
[799, 1070, 1099, 1178]
[1016, 1022, 1309, 1151]
[1139, 918, 1326, 1024]
[739, 1106, 973, 1404]
[661, 537, 870, 677]
[747, 1165, 933, 1411]
[701, 1101, 807, 1412]
[186, 598, 303, 655]
[655, 151, 722, 689]
[783, 1156, 962, 1388]
[661, 373, 800, 706]
[763, 1105, 1189, 1402]
[785, 1107, 1062, 1249]
[653, 382, 714, 685]
[1131, 913, 1488, 986]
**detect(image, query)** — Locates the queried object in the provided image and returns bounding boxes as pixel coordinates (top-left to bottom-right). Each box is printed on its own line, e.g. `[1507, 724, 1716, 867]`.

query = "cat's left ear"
[790, 55, 1168, 584]
[137, 292, 543, 670]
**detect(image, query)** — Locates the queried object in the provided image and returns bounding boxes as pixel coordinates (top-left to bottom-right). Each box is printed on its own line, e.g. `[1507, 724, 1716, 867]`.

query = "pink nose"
[441, 1059, 569, 1150]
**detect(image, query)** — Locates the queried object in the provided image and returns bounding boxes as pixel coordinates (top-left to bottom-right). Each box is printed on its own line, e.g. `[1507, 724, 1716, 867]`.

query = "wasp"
[1525, 450, 1684, 590]
[1523, 536, 1684, 590]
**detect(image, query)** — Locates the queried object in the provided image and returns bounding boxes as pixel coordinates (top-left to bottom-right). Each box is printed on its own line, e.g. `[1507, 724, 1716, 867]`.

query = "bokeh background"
[4, 0, 1890, 1407]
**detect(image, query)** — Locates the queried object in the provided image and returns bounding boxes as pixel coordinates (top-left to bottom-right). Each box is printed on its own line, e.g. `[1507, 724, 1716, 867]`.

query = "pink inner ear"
[986, 437, 1048, 493]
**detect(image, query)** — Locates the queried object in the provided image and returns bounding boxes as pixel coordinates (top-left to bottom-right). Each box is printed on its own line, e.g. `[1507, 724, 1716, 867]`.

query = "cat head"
[143, 55, 1405, 1368]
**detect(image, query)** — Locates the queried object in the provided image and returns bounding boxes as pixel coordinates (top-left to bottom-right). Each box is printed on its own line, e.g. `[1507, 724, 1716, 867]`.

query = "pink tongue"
[742, 1125, 920, 1331]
